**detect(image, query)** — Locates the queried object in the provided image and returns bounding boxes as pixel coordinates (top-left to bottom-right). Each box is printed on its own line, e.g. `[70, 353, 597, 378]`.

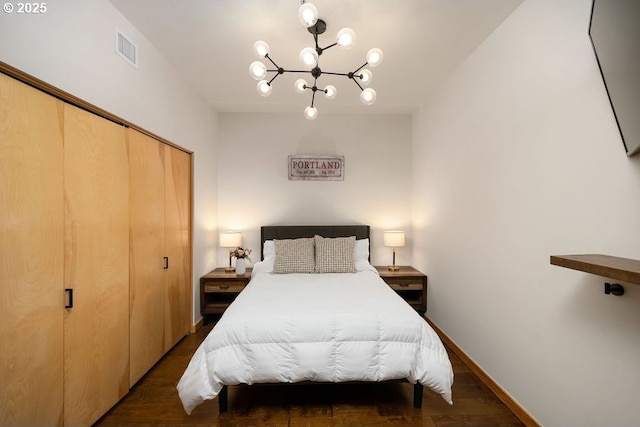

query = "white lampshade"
[298, 2, 318, 28]
[220, 231, 242, 248]
[336, 28, 356, 49]
[383, 231, 405, 248]
[257, 80, 272, 96]
[253, 40, 270, 58]
[249, 61, 267, 80]
[360, 88, 377, 105]
[324, 85, 337, 99]
[304, 106, 318, 120]
[299, 47, 318, 69]
[366, 48, 384, 67]
[294, 78, 308, 93]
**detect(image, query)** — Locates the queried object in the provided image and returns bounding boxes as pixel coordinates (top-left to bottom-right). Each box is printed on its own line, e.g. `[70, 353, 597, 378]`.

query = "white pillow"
[354, 238, 369, 263]
[262, 240, 275, 261]
[355, 260, 378, 273]
[251, 260, 274, 276]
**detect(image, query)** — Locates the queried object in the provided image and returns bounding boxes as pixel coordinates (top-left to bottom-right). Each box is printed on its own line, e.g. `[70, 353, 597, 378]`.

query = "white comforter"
[177, 265, 453, 414]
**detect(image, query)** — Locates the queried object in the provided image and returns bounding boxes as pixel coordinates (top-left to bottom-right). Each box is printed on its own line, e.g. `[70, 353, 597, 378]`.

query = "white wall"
[412, 0, 640, 425]
[0, 0, 219, 325]
[217, 112, 413, 267]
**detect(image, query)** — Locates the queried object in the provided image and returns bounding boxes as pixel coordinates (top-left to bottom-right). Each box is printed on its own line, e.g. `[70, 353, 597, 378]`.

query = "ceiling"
[110, 0, 523, 116]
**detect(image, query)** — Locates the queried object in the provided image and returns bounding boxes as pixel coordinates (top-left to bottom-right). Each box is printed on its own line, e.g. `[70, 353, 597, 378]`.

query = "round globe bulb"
[324, 85, 337, 99]
[298, 3, 318, 28]
[304, 106, 318, 120]
[249, 61, 267, 80]
[294, 79, 308, 93]
[253, 41, 269, 58]
[359, 69, 373, 86]
[299, 47, 318, 69]
[336, 28, 356, 49]
[361, 88, 377, 105]
[257, 80, 272, 97]
[366, 48, 384, 67]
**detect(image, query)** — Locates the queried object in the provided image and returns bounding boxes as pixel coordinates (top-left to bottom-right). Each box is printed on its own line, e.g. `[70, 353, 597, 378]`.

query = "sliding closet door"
[163, 145, 191, 350]
[128, 129, 192, 384]
[128, 128, 166, 386]
[63, 104, 130, 426]
[0, 74, 64, 426]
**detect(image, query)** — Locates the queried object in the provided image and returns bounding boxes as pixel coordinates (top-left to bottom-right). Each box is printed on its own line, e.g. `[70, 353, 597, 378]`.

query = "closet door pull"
[65, 288, 74, 309]
[163, 256, 169, 270]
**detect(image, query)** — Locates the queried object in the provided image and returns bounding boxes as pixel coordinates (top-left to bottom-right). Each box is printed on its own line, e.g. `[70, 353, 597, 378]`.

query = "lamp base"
[388, 265, 400, 272]
[225, 266, 235, 272]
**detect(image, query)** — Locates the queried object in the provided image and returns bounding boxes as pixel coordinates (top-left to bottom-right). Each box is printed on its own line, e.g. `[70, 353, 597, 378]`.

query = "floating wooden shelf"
[550, 254, 640, 285]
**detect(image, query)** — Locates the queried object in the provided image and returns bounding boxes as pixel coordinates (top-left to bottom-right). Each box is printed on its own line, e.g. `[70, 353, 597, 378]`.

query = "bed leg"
[218, 385, 228, 413]
[413, 383, 423, 408]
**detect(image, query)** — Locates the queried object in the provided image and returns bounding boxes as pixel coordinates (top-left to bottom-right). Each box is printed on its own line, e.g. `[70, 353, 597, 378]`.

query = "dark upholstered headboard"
[260, 225, 370, 260]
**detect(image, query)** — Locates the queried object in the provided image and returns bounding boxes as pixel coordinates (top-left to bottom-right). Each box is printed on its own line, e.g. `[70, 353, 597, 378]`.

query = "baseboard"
[425, 316, 541, 427]
[191, 317, 203, 334]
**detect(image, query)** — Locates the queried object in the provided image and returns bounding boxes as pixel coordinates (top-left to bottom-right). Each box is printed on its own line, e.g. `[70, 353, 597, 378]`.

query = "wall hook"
[604, 282, 624, 296]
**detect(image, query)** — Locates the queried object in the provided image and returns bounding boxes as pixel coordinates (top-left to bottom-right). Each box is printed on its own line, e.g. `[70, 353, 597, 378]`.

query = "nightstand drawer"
[204, 282, 245, 293]
[386, 282, 423, 291]
[200, 268, 253, 318]
[375, 266, 427, 313]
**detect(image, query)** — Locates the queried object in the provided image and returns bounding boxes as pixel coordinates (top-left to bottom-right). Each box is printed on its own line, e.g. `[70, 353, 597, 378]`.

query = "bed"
[177, 225, 453, 415]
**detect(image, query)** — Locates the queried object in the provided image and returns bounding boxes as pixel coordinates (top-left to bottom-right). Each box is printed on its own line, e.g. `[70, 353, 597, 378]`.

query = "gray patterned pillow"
[272, 237, 315, 274]
[314, 235, 356, 273]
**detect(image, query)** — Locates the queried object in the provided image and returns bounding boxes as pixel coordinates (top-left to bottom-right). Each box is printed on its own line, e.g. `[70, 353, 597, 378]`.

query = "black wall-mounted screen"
[589, 0, 640, 157]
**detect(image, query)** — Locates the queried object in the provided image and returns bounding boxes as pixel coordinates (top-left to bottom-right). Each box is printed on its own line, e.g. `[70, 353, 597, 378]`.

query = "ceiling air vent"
[115, 29, 138, 68]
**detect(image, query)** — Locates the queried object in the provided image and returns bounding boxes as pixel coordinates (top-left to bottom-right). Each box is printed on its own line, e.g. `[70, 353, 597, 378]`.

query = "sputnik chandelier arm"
[249, 0, 383, 120]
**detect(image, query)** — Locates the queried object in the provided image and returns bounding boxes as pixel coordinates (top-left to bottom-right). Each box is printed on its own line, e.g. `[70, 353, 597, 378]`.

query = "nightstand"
[200, 267, 252, 317]
[375, 266, 427, 313]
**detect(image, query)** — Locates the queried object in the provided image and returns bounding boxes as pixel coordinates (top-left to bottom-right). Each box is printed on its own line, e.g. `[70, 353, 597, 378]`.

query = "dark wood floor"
[95, 322, 525, 427]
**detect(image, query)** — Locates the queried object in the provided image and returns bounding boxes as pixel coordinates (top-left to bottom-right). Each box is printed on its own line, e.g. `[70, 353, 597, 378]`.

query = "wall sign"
[288, 155, 344, 181]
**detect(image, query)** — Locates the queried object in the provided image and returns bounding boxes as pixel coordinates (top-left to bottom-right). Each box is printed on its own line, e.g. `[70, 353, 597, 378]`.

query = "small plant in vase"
[231, 246, 252, 275]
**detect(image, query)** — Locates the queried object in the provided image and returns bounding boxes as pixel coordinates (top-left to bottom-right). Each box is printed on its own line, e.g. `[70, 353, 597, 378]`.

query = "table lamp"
[219, 231, 242, 272]
[383, 230, 405, 271]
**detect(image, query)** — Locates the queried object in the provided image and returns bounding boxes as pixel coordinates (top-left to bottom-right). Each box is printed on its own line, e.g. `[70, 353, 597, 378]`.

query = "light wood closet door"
[0, 73, 65, 427]
[163, 145, 191, 350]
[128, 128, 166, 385]
[63, 104, 130, 426]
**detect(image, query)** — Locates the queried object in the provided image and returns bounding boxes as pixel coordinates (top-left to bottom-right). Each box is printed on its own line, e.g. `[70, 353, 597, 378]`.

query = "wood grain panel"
[127, 128, 166, 385]
[0, 73, 65, 426]
[550, 254, 640, 285]
[63, 104, 129, 426]
[163, 145, 191, 350]
[0, 61, 193, 155]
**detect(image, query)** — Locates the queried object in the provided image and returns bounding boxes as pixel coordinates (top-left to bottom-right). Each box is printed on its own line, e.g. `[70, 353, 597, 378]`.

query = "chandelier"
[249, 1, 383, 120]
